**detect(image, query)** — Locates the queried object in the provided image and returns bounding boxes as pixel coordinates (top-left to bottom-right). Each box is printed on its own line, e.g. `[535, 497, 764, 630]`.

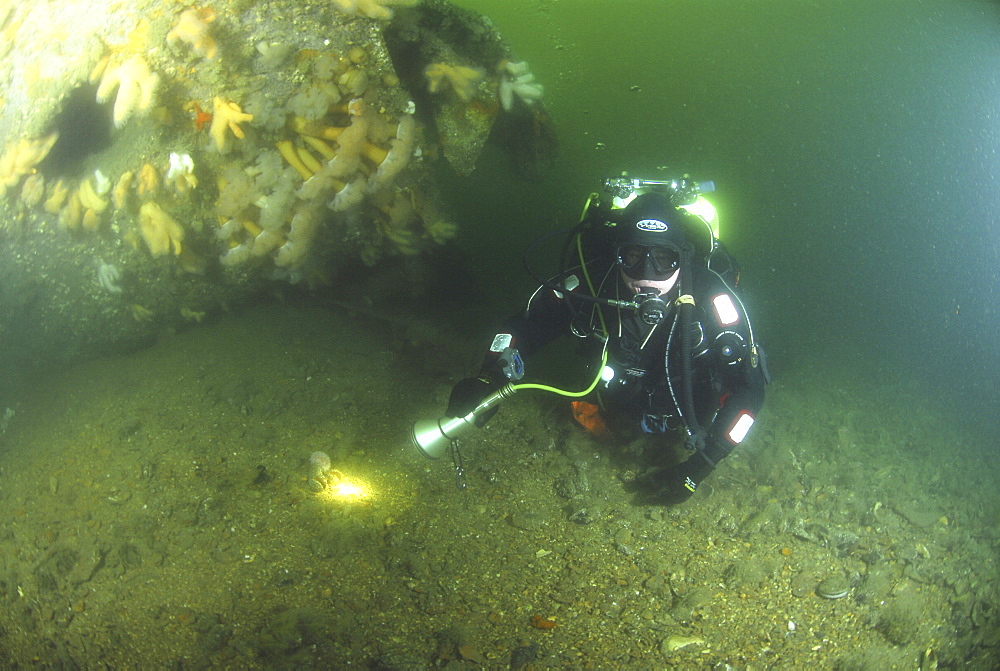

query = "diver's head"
[614, 192, 687, 295]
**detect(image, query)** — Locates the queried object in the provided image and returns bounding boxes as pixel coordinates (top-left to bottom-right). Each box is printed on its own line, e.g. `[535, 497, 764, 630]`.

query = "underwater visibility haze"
[0, 0, 997, 667]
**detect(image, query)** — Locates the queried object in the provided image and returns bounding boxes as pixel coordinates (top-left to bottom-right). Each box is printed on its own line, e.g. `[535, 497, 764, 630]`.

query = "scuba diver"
[412, 176, 769, 504]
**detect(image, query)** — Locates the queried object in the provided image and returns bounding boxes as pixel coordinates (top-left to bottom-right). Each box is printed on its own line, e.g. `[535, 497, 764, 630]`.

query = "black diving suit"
[478, 249, 768, 500]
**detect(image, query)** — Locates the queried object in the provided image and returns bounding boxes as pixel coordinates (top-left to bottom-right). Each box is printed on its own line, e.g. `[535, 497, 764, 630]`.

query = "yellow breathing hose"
[506, 188, 716, 405]
[509, 348, 608, 398]
[507, 200, 611, 400]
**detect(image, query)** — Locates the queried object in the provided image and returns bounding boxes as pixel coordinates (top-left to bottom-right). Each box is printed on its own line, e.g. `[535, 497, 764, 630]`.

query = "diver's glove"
[656, 450, 716, 504]
[446, 375, 502, 426]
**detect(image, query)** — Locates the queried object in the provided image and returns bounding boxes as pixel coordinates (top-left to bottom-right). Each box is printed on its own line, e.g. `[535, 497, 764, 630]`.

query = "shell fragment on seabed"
[815, 573, 851, 599]
[662, 635, 705, 653]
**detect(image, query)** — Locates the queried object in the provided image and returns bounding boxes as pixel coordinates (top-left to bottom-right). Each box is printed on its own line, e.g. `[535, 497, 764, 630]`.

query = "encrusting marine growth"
[0, 0, 557, 353]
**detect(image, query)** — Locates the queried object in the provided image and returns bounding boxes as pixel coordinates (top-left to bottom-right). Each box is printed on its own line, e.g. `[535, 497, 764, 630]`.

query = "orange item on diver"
[571, 400, 609, 438]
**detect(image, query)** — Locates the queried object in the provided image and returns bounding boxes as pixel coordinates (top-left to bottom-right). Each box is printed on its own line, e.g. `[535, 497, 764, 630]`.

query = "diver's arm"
[656, 351, 766, 504]
[476, 283, 574, 377]
[703, 360, 767, 464]
[699, 274, 768, 459]
[447, 285, 573, 420]
[659, 276, 769, 502]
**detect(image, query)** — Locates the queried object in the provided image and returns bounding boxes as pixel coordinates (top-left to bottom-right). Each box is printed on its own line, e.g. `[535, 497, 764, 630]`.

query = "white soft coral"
[368, 115, 415, 191]
[332, 0, 417, 20]
[498, 60, 544, 111]
[96, 55, 160, 128]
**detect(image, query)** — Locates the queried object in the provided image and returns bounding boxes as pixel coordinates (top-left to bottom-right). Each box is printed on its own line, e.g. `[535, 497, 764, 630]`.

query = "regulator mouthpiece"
[636, 292, 669, 325]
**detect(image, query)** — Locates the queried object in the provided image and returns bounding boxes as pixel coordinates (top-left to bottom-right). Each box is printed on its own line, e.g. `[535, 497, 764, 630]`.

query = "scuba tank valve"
[603, 175, 720, 246]
[603, 176, 715, 207]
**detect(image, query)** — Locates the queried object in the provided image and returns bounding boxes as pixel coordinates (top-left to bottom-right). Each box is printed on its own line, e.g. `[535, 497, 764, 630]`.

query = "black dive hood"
[521, 175, 717, 315]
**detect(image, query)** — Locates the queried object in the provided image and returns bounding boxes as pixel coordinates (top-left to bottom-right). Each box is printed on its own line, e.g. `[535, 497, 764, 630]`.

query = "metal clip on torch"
[410, 384, 517, 459]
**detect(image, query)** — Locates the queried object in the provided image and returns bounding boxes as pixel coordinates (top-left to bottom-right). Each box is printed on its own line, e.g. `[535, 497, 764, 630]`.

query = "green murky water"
[1, 0, 998, 666]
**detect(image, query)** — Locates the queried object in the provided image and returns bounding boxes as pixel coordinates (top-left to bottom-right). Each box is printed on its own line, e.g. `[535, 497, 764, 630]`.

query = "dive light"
[410, 384, 516, 459]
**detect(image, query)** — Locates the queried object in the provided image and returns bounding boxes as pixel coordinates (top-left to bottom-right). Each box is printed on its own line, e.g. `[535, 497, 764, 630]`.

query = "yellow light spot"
[316, 470, 372, 503]
[333, 480, 366, 499]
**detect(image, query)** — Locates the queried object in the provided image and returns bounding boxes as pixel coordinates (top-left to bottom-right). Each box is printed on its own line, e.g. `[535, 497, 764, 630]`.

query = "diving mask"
[617, 244, 680, 281]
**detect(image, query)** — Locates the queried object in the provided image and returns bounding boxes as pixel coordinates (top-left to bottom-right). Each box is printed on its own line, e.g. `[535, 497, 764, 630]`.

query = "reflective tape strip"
[489, 333, 513, 352]
[711, 293, 740, 326]
[726, 411, 755, 444]
[553, 274, 580, 299]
